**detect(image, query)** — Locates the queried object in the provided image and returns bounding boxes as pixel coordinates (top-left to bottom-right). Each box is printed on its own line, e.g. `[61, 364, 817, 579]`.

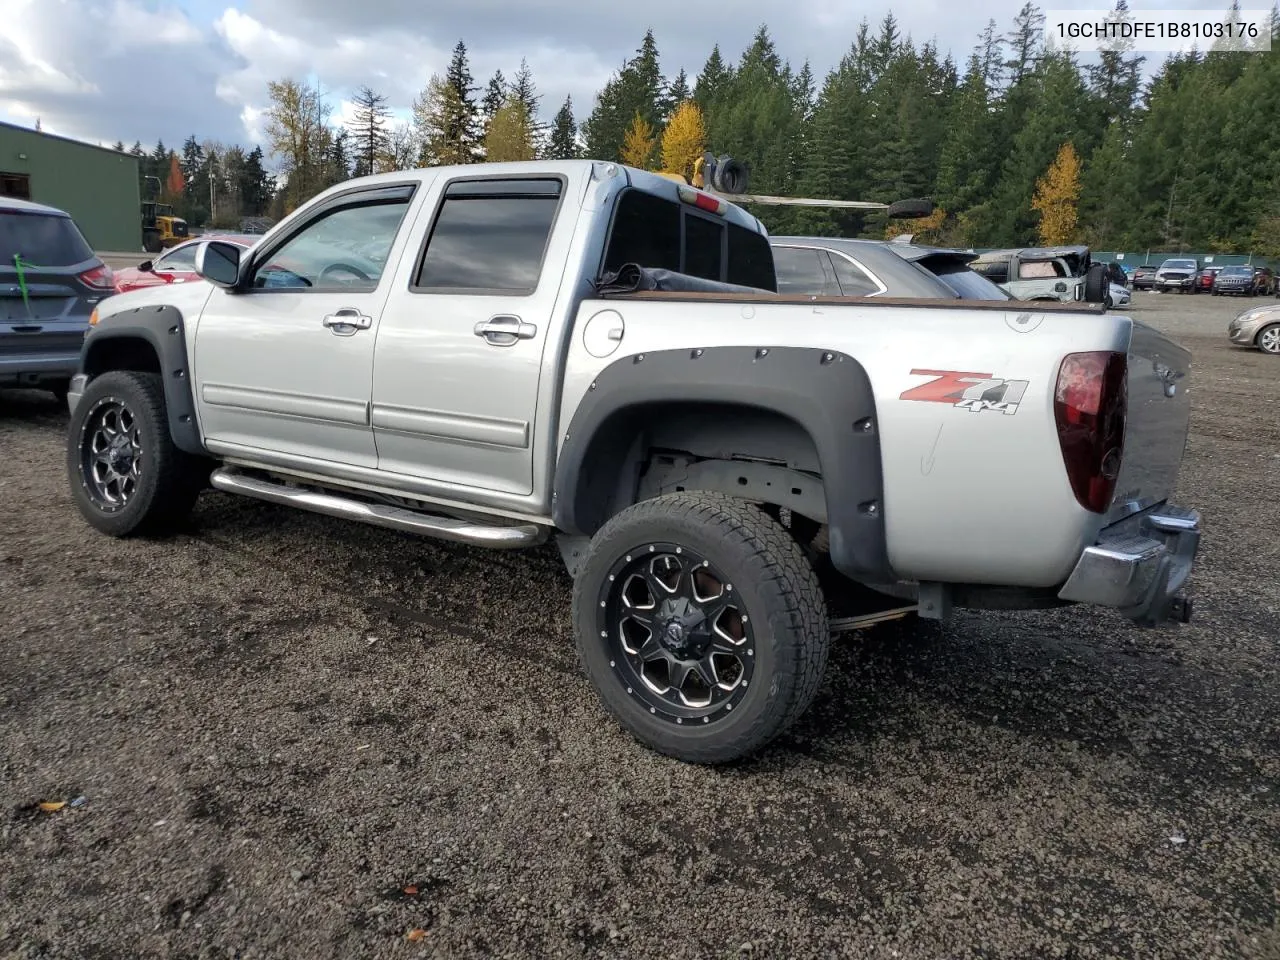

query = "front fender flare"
[80, 304, 205, 456]
[552, 345, 890, 583]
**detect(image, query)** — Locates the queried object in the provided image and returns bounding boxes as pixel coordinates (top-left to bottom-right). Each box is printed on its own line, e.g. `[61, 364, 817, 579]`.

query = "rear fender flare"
[80, 304, 205, 456]
[552, 345, 890, 583]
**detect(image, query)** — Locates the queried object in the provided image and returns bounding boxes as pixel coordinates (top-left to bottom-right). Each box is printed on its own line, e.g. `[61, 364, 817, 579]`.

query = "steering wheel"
[319, 262, 372, 284]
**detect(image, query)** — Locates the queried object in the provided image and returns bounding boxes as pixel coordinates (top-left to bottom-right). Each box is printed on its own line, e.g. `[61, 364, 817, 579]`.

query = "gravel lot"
[2, 291, 1277, 959]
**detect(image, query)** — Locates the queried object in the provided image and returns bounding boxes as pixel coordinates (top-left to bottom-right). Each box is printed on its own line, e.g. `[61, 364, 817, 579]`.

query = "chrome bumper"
[1058, 504, 1201, 626]
[66, 373, 89, 416]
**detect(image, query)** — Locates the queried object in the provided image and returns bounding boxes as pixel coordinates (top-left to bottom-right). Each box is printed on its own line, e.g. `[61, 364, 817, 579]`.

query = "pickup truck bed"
[63, 159, 1202, 764]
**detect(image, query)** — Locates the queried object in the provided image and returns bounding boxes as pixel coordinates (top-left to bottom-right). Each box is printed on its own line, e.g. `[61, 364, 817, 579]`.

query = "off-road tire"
[66, 370, 206, 537]
[572, 491, 829, 764]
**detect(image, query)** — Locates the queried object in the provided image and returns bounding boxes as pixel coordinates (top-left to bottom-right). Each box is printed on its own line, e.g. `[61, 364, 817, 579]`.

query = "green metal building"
[0, 120, 140, 252]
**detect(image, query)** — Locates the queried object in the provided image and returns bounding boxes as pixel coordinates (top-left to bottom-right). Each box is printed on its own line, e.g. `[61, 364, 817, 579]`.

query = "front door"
[371, 175, 575, 496]
[193, 183, 419, 471]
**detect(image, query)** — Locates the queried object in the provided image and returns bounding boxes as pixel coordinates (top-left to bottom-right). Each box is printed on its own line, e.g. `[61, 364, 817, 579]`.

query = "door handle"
[12, 325, 42, 333]
[323, 308, 372, 336]
[473, 314, 537, 347]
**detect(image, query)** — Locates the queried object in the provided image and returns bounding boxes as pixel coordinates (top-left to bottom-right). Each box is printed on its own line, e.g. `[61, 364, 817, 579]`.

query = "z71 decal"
[899, 369, 1030, 416]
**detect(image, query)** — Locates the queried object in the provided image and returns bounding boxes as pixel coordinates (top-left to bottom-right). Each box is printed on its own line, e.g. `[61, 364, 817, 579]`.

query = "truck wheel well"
[571, 402, 826, 533]
[84, 337, 161, 377]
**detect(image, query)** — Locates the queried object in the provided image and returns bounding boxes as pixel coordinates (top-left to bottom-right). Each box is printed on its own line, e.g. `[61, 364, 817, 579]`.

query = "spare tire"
[709, 155, 750, 194]
[885, 198, 935, 219]
[1083, 262, 1108, 303]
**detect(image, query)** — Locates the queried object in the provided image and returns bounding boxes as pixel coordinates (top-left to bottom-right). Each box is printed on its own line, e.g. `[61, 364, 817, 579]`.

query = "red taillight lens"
[79, 264, 115, 290]
[1054, 350, 1127, 513]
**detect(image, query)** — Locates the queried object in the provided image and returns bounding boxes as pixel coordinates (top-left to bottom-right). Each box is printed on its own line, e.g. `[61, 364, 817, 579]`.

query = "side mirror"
[138, 260, 153, 273]
[194, 241, 242, 289]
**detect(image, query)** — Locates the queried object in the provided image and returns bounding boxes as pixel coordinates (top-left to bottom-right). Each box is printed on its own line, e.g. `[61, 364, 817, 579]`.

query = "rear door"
[371, 175, 576, 495]
[0, 207, 110, 378]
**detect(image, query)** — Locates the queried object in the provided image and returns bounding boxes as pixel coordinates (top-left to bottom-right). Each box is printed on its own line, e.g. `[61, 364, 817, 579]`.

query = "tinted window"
[830, 255, 881, 296]
[416, 179, 561, 292]
[972, 259, 1009, 283]
[728, 224, 776, 290]
[684, 213, 723, 281]
[603, 190, 680, 275]
[254, 199, 410, 291]
[772, 247, 839, 296]
[924, 258, 1012, 300]
[0, 211, 93, 266]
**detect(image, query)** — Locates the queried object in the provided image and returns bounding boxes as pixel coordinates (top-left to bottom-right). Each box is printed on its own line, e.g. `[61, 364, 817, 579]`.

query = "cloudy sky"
[0, 0, 1214, 163]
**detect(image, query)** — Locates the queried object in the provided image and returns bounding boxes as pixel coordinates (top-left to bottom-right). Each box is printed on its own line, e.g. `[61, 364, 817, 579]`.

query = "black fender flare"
[79, 304, 205, 456]
[552, 345, 890, 583]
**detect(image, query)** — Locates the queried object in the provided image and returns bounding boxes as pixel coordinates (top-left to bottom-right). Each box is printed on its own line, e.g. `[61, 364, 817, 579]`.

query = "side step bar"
[209, 467, 548, 549]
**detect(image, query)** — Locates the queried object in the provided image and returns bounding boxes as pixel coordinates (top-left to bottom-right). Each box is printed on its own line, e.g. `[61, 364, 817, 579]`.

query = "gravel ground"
[1, 291, 1277, 959]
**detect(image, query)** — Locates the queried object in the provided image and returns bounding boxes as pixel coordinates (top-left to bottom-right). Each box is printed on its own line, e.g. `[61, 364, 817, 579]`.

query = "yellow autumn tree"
[659, 100, 706, 180]
[619, 112, 657, 170]
[484, 100, 536, 162]
[1031, 143, 1082, 246]
[883, 207, 948, 243]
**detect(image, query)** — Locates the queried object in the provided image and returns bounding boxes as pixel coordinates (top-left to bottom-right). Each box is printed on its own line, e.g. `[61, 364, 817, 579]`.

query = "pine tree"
[693, 45, 731, 111]
[482, 70, 507, 125]
[510, 58, 547, 151]
[660, 100, 706, 178]
[582, 30, 668, 162]
[413, 74, 476, 166]
[666, 68, 691, 117]
[547, 96, 579, 159]
[1031, 142, 1082, 244]
[348, 86, 390, 177]
[620, 112, 658, 168]
[112, 140, 125, 152]
[443, 40, 482, 162]
[936, 53, 997, 220]
[1005, 2, 1046, 85]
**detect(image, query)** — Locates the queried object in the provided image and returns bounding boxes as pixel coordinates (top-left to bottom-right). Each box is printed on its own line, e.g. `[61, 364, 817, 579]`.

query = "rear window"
[602, 188, 776, 290]
[921, 257, 1012, 300]
[0, 211, 94, 266]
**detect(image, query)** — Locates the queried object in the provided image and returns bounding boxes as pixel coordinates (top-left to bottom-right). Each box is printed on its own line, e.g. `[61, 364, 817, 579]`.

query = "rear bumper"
[0, 351, 80, 384]
[1058, 504, 1201, 626]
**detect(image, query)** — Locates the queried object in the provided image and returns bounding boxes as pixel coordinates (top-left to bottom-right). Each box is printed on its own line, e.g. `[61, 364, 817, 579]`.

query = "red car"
[112, 234, 254, 294]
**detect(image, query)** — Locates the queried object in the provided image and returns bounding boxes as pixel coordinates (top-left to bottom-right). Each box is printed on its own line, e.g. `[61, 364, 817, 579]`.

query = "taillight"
[79, 264, 115, 290]
[1054, 351, 1127, 513]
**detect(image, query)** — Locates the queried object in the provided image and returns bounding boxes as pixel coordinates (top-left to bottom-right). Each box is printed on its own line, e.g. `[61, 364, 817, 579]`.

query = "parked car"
[65, 160, 1202, 764]
[1227, 304, 1280, 354]
[112, 234, 255, 294]
[1212, 264, 1258, 296]
[969, 245, 1108, 303]
[1131, 264, 1159, 290]
[0, 197, 114, 401]
[1108, 281, 1131, 308]
[769, 237, 1012, 301]
[1154, 258, 1201, 293]
[1198, 266, 1223, 292]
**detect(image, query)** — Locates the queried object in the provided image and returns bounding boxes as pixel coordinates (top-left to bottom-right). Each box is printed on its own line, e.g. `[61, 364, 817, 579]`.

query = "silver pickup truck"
[64, 160, 1202, 764]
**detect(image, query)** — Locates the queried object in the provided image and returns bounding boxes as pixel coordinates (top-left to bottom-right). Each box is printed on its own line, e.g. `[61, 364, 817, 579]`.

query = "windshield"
[1162, 260, 1197, 270]
[1220, 266, 1252, 276]
[0, 211, 94, 266]
[921, 257, 1012, 300]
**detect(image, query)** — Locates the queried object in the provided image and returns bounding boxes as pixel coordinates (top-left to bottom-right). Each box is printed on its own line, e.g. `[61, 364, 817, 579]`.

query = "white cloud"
[3, 0, 1171, 162]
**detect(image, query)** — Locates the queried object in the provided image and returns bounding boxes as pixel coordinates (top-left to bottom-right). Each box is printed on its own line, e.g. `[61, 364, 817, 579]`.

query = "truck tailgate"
[1109, 319, 1192, 520]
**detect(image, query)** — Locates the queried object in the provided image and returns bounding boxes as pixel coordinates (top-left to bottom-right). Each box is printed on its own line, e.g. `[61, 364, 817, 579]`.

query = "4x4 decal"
[899, 369, 1029, 416]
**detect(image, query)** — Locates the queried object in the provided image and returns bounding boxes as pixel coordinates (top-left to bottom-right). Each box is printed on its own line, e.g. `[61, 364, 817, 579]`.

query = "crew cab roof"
[273, 159, 769, 238]
[974, 244, 1090, 262]
[0, 196, 70, 217]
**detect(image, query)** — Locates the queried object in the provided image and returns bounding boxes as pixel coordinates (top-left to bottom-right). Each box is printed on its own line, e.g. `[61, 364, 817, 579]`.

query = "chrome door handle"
[473, 315, 537, 347]
[323, 308, 372, 336]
